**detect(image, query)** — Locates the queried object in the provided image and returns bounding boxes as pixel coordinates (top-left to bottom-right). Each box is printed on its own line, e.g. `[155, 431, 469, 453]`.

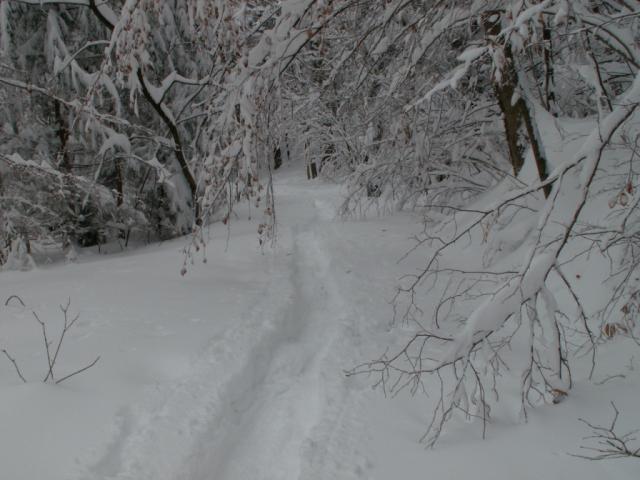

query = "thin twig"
[55, 356, 101, 385]
[2, 349, 27, 383]
[33, 312, 55, 382]
[47, 299, 80, 382]
[4, 295, 25, 307]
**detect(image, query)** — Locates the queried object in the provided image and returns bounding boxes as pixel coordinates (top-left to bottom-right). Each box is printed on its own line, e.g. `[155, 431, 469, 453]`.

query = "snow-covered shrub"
[0, 152, 147, 264]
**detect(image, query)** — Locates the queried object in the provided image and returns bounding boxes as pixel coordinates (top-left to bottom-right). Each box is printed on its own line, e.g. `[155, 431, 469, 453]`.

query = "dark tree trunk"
[273, 147, 282, 170]
[54, 100, 72, 172]
[541, 18, 557, 114]
[485, 13, 551, 197]
[520, 99, 551, 198]
[307, 162, 318, 179]
[493, 74, 526, 177]
[115, 159, 124, 207]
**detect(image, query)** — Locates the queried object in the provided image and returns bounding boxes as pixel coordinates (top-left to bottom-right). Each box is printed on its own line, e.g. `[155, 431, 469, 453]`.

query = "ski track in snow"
[82, 179, 371, 480]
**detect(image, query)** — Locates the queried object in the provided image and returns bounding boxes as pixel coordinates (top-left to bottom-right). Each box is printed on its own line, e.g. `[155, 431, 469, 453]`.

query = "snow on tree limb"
[441, 71, 640, 368]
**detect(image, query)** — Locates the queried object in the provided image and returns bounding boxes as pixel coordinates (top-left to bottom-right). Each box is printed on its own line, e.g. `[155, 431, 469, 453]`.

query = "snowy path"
[83, 174, 372, 480]
[2, 170, 639, 480]
[186, 208, 366, 479]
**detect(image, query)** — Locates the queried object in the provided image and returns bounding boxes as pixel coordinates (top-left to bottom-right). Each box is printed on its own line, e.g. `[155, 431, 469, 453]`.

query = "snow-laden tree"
[339, 0, 640, 445]
[0, 0, 321, 266]
[0, 3, 217, 263]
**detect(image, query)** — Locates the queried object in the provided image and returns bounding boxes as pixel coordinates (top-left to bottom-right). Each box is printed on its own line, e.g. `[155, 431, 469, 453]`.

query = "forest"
[0, 1, 639, 479]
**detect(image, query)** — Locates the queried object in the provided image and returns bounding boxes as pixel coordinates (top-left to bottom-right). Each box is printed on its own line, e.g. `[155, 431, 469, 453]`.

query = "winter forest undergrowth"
[1, 1, 640, 479]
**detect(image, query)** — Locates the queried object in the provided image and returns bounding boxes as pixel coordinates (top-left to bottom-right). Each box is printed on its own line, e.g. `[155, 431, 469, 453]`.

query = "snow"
[144, 72, 208, 105]
[98, 130, 131, 157]
[0, 168, 639, 479]
[442, 251, 557, 365]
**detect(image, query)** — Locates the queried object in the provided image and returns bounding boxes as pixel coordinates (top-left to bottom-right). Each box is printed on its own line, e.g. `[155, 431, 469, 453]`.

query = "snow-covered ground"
[1, 168, 638, 480]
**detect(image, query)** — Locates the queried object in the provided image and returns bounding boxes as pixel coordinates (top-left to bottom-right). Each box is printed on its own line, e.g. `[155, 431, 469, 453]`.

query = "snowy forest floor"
[1, 167, 639, 480]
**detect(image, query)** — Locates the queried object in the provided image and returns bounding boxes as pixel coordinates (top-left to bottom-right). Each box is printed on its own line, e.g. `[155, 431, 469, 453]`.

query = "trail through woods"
[0, 169, 382, 480]
[0, 169, 638, 480]
[95, 173, 374, 480]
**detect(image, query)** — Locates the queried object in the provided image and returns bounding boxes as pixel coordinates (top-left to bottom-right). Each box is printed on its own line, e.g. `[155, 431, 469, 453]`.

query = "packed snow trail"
[84, 171, 373, 480]
[185, 195, 368, 479]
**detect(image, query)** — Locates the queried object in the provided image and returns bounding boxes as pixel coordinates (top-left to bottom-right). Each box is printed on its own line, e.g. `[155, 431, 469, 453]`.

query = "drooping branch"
[574, 402, 640, 460]
[351, 70, 640, 446]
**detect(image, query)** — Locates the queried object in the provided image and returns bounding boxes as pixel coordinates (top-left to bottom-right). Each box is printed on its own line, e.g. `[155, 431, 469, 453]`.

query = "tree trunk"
[54, 100, 71, 172]
[541, 17, 557, 115]
[485, 13, 551, 197]
[115, 158, 124, 207]
[519, 98, 552, 198]
[493, 74, 526, 177]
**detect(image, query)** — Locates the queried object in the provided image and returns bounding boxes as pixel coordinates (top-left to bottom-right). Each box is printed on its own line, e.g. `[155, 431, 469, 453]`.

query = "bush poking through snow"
[2, 297, 100, 385]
